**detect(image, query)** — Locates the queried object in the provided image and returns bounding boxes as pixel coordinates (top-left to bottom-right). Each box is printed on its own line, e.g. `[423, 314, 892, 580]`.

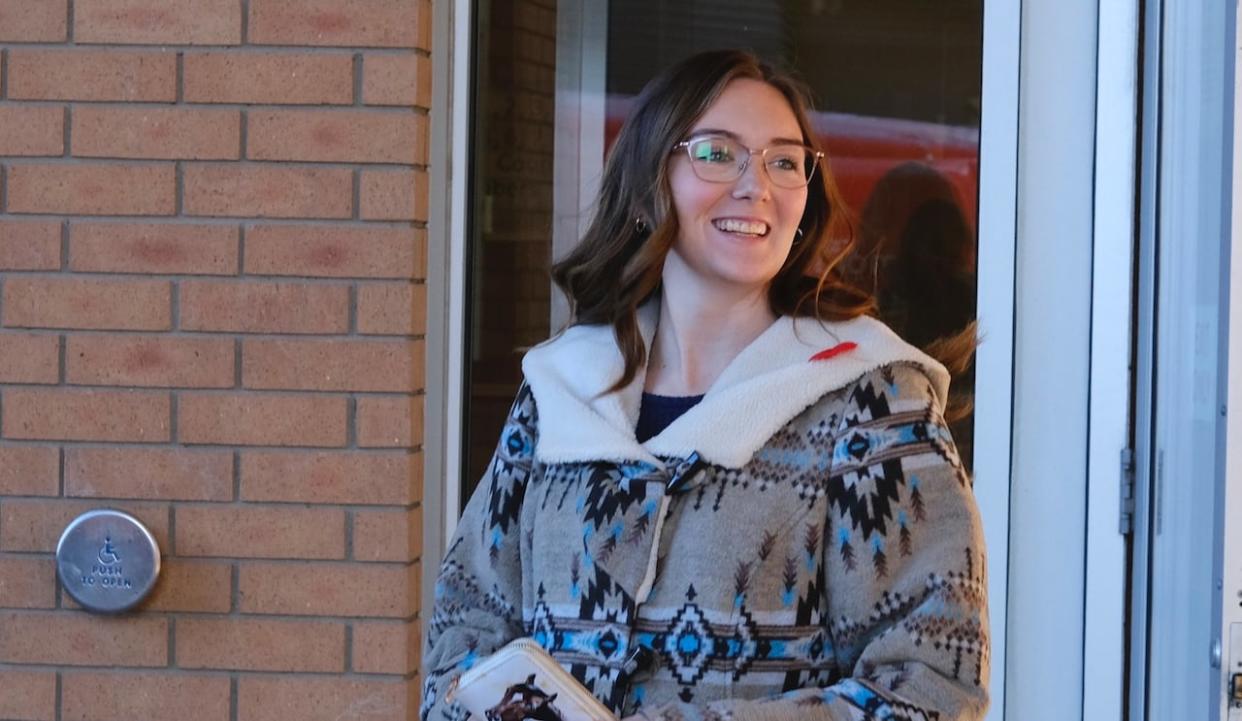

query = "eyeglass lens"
[686, 136, 817, 188]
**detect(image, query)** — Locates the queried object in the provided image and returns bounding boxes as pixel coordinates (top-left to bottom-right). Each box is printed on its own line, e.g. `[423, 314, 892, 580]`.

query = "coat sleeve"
[636, 363, 990, 721]
[420, 382, 539, 721]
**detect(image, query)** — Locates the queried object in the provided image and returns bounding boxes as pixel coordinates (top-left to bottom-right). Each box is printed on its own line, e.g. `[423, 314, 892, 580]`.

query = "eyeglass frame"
[671, 133, 826, 189]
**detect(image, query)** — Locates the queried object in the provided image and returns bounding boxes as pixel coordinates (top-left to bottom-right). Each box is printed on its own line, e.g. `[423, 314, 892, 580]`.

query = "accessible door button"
[56, 509, 161, 614]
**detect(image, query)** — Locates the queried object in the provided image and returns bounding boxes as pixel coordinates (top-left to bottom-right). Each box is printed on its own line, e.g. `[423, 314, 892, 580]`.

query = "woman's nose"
[732, 156, 772, 200]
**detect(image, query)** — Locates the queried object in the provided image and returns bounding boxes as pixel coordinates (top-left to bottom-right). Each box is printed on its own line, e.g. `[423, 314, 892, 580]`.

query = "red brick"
[360, 169, 427, 221]
[6, 163, 175, 216]
[0, 499, 169, 552]
[241, 450, 416, 505]
[62, 672, 230, 721]
[0, 669, 56, 721]
[2, 388, 170, 442]
[400, 621, 425, 676]
[238, 676, 414, 721]
[0, 220, 61, 270]
[245, 225, 423, 279]
[358, 281, 425, 336]
[352, 506, 420, 563]
[179, 393, 347, 446]
[0, 611, 167, 666]
[356, 395, 421, 448]
[184, 52, 354, 105]
[6, 49, 175, 101]
[415, 0, 432, 49]
[0, 446, 59, 496]
[66, 335, 233, 388]
[352, 620, 418, 675]
[248, 109, 424, 164]
[62, 558, 230, 614]
[238, 561, 409, 617]
[0, 106, 65, 156]
[0, 0, 66, 42]
[176, 504, 345, 559]
[177, 617, 344, 672]
[180, 280, 348, 334]
[2, 277, 170, 331]
[70, 222, 239, 275]
[183, 164, 352, 219]
[0, 332, 59, 384]
[363, 52, 431, 107]
[73, 106, 240, 160]
[65, 447, 232, 501]
[410, 561, 421, 607]
[138, 559, 232, 613]
[0, 555, 56, 608]
[74, 0, 241, 44]
[248, 0, 424, 48]
[243, 338, 420, 392]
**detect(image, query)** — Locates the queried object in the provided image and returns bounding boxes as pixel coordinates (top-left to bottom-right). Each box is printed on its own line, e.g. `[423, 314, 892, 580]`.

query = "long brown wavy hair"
[551, 49, 873, 393]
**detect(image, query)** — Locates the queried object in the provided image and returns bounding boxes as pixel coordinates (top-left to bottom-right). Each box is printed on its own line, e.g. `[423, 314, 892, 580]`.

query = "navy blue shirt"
[635, 392, 704, 443]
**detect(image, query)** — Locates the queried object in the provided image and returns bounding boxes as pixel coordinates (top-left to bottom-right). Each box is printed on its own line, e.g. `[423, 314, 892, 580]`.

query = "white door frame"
[1222, 6, 1242, 716]
[423, 0, 474, 618]
[974, 0, 1020, 717]
[1084, 0, 1141, 719]
[992, 0, 1138, 718]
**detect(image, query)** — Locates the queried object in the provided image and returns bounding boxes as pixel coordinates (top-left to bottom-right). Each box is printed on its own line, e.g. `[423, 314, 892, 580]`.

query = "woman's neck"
[645, 276, 777, 396]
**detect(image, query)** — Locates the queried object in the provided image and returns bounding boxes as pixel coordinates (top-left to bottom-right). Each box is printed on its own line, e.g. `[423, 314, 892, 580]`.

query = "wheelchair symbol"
[97, 537, 120, 566]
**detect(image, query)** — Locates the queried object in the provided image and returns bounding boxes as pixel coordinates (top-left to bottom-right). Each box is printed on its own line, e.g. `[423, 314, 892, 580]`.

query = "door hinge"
[1120, 447, 1136, 535]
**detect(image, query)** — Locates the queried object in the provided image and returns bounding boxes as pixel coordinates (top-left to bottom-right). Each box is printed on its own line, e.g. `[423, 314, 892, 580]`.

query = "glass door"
[457, 2, 1022, 718]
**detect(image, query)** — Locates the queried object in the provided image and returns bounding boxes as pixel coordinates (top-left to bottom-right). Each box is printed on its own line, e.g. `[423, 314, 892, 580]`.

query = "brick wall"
[0, 1, 431, 719]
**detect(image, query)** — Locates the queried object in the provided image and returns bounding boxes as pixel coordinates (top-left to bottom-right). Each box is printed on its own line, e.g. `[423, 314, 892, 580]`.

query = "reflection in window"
[464, 0, 983, 499]
[465, 0, 558, 503]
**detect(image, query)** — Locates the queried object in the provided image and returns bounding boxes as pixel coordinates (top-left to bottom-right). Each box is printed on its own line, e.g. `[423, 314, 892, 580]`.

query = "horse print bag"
[446, 638, 618, 721]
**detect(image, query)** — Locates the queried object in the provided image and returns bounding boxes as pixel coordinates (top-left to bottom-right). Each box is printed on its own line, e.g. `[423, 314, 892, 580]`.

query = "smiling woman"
[661, 81, 815, 336]
[424, 49, 990, 721]
[550, 55, 870, 398]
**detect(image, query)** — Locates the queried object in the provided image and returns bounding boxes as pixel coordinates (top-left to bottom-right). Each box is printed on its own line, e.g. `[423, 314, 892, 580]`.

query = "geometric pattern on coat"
[422, 363, 989, 721]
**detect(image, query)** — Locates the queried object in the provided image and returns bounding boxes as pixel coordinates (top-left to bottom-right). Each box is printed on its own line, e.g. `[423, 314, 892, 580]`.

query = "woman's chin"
[699, 267, 780, 294]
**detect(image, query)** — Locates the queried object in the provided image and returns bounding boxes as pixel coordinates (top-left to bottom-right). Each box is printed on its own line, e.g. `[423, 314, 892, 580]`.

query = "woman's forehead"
[689, 78, 803, 143]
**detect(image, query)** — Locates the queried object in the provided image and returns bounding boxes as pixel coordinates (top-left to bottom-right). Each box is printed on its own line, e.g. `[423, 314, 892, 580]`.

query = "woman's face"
[665, 78, 809, 296]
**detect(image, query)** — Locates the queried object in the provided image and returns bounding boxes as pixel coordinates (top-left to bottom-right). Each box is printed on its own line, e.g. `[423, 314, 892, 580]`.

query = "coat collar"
[521, 300, 948, 469]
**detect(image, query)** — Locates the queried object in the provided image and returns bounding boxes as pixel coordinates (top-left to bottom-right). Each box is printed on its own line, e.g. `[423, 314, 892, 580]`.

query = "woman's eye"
[770, 154, 801, 172]
[693, 141, 735, 163]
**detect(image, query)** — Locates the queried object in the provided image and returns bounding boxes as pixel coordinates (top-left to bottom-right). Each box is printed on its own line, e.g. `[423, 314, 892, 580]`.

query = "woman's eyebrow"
[689, 127, 739, 139]
[689, 128, 806, 146]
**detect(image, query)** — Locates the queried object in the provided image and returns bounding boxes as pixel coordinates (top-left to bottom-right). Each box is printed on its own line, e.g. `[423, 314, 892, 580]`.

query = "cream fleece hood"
[521, 301, 949, 469]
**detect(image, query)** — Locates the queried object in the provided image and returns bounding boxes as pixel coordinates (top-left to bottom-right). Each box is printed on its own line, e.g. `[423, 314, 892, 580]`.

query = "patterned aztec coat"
[421, 302, 990, 721]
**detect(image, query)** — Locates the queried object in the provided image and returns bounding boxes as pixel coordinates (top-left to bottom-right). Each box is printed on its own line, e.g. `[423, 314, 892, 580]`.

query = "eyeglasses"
[673, 134, 824, 189]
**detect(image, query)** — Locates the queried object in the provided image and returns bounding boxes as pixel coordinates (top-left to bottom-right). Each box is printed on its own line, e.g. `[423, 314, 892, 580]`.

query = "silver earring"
[794, 227, 805, 243]
[635, 217, 649, 234]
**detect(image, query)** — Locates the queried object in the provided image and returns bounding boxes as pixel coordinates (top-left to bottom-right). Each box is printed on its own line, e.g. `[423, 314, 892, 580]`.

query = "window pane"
[464, 0, 984, 498]
[463, 0, 557, 504]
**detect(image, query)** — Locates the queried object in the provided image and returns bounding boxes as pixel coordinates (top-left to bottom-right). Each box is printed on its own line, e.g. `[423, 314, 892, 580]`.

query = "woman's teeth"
[713, 219, 769, 236]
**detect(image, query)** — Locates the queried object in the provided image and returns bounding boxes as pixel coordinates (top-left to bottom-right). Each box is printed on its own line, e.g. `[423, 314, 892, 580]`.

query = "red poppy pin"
[809, 342, 857, 362]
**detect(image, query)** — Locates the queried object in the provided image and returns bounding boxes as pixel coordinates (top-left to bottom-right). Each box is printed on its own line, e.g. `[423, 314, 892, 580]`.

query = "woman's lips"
[712, 218, 770, 236]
